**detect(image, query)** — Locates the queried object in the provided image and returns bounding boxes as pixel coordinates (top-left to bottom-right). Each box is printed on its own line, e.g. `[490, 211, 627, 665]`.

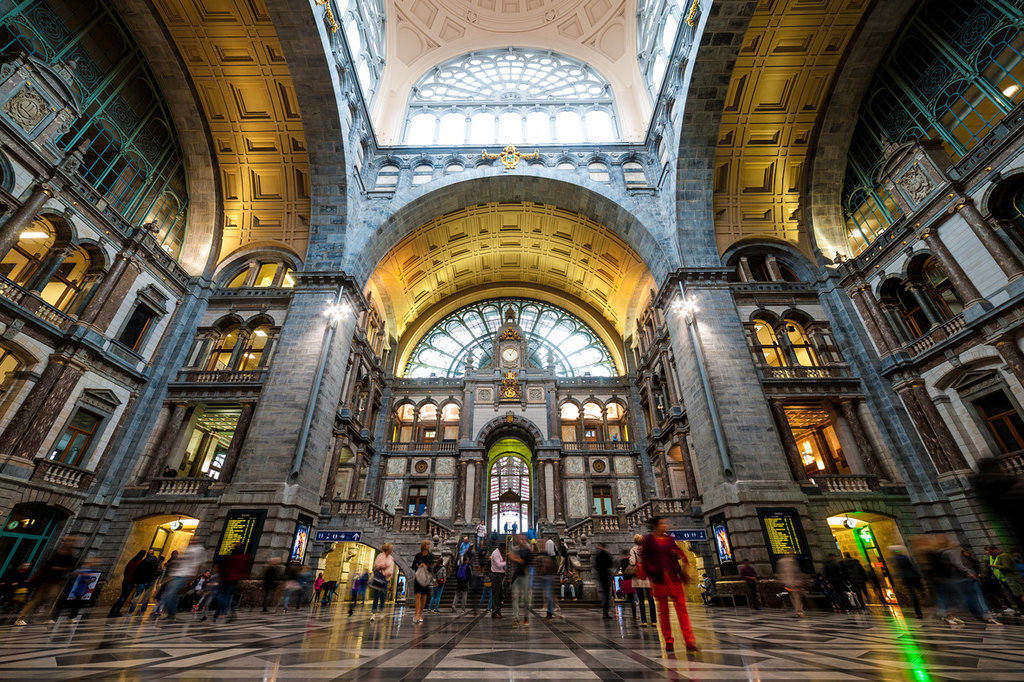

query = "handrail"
[148, 476, 215, 496]
[757, 364, 853, 380]
[905, 314, 966, 356]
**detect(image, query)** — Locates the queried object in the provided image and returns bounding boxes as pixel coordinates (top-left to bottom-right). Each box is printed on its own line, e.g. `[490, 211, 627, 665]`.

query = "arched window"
[623, 161, 648, 189]
[417, 403, 438, 443]
[39, 247, 92, 312]
[403, 49, 620, 144]
[440, 402, 460, 442]
[207, 327, 240, 370]
[412, 164, 433, 185]
[224, 259, 296, 288]
[340, 0, 385, 102]
[582, 401, 604, 442]
[751, 320, 786, 367]
[238, 326, 271, 371]
[0, 346, 24, 403]
[783, 320, 818, 367]
[637, 0, 692, 99]
[0, 220, 56, 287]
[922, 256, 963, 318]
[605, 402, 629, 443]
[403, 298, 617, 378]
[489, 455, 530, 533]
[445, 162, 464, 175]
[375, 164, 399, 190]
[588, 161, 610, 183]
[560, 402, 581, 441]
[392, 403, 415, 443]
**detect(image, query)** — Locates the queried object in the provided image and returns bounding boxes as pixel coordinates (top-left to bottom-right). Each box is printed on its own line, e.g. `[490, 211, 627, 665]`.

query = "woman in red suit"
[640, 515, 698, 652]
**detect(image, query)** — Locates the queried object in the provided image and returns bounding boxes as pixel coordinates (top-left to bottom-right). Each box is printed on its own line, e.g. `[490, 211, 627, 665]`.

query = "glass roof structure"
[402, 48, 619, 145]
[403, 298, 616, 378]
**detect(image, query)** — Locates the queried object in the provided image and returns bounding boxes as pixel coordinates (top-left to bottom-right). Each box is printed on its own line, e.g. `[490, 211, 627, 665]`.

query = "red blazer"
[639, 533, 687, 585]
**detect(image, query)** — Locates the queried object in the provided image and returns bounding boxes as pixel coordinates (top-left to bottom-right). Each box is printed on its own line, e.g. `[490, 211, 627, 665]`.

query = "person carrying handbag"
[411, 539, 435, 623]
[369, 543, 395, 621]
[629, 534, 656, 627]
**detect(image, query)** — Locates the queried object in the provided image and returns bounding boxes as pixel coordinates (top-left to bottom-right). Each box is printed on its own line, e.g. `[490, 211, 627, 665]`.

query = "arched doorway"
[486, 437, 533, 533]
[318, 541, 403, 604]
[826, 511, 909, 607]
[0, 503, 68, 580]
[99, 514, 200, 604]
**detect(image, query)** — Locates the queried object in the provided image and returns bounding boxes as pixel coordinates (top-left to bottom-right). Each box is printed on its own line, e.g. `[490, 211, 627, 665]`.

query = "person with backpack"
[411, 539, 435, 623]
[370, 543, 395, 620]
[428, 557, 447, 613]
[539, 537, 559, 619]
[453, 553, 473, 613]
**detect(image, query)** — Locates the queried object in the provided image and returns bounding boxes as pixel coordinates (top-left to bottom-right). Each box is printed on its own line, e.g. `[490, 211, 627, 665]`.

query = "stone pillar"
[0, 352, 86, 460]
[993, 336, 1024, 389]
[464, 461, 475, 523]
[27, 244, 75, 293]
[218, 401, 256, 483]
[839, 399, 888, 479]
[736, 256, 754, 283]
[849, 282, 900, 354]
[677, 435, 699, 498]
[535, 459, 546, 523]
[143, 402, 191, 479]
[880, 301, 914, 343]
[956, 200, 1024, 281]
[544, 461, 555, 522]
[906, 283, 942, 327]
[894, 380, 969, 474]
[765, 255, 783, 281]
[769, 400, 806, 481]
[79, 254, 143, 333]
[0, 183, 53, 257]
[920, 227, 985, 308]
[659, 353, 679, 405]
[551, 458, 563, 520]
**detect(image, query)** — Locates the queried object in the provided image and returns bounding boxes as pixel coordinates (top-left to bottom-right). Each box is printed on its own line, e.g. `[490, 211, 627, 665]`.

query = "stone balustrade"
[997, 451, 1024, 477]
[174, 369, 267, 384]
[757, 364, 853, 380]
[0, 275, 75, 331]
[809, 474, 880, 493]
[562, 440, 632, 452]
[905, 314, 966, 356]
[148, 476, 215, 496]
[31, 458, 95, 491]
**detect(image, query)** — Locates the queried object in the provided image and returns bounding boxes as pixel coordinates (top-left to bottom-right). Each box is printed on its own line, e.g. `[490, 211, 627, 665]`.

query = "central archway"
[486, 437, 533, 534]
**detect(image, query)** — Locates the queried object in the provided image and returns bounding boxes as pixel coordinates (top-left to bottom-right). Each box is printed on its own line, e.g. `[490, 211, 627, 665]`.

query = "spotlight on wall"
[1004, 84, 1020, 98]
[674, 293, 699, 319]
[323, 301, 351, 324]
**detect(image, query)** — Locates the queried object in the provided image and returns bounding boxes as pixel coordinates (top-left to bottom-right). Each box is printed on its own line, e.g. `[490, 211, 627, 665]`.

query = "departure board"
[758, 508, 805, 559]
[216, 510, 265, 557]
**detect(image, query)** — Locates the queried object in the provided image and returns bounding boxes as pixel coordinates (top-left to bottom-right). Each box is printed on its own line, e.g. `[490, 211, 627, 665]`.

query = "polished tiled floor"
[2, 602, 1023, 680]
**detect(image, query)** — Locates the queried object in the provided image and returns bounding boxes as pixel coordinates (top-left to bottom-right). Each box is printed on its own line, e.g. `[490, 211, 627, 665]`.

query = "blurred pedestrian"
[370, 542, 395, 620]
[777, 554, 806, 617]
[411, 539, 435, 623]
[509, 536, 532, 627]
[313, 572, 325, 605]
[453, 553, 473, 613]
[595, 542, 613, 619]
[261, 557, 283, 612]
[427, 557, 447, 614]
[213, 543, 250, 622]
[839, 553, 869, 610]
[640, 516, 697, 653]
[987, 545, 1024, 611]
[738, 559, 760, 610]
[127, 551, 160, 615]
[619, 550, 637, 620]
[889, 545, 923, 618]
[159, 544, 203, 621]
[489, 543, 506, 618]
[630, 534, 656, 627]
[14, 536, 79, 626]
[108, 550, 145, 617]
[539, 537, 559, 619]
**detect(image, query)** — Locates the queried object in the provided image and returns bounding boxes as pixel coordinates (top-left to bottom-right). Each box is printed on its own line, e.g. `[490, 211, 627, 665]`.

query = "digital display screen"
[760, 510, 803, 556]
[216, 510, 265, 557]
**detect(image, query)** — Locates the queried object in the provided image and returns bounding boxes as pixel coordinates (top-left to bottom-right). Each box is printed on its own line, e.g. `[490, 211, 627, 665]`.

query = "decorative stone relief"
[383, 479, 403, 511]
[386, 457, 406, 475]
[564, 456, 584, 475]
[591, 458, 607, 473]
[433, 479, 454, 517]
[616, 479, 639, 510]
[3, 86, 51, 133]
[435, 457, 455, 475]
[527, 387, 544, 403]
[613, 456, 635, 475]
[899, 164, 932, 204]
[478, 387, 493, 402]
[413, 459, 429, 474]
[566, 479, 587, 518]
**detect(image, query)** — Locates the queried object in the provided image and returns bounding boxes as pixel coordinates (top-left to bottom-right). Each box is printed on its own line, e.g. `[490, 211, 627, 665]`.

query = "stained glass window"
[489, 455, 530, 533]
[403, 298, 616, 378]
[402, 48, 620, 144]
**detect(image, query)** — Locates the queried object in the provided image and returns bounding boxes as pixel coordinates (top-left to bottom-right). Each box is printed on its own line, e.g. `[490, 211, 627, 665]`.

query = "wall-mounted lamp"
[673, 293, 699, 319]
[323, 300, 352, 325]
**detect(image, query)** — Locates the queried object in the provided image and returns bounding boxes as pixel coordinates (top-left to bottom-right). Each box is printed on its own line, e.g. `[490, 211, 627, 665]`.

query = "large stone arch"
[108, 0, 221, 277]
[476, 414, 545, 450]
[343, 171, 676, 288]
[805, 0, 917, 261]
[261, 0, 348, 270]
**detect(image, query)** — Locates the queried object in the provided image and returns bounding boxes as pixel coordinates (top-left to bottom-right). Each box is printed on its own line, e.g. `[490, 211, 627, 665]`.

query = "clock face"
[502, 347, 519, 364]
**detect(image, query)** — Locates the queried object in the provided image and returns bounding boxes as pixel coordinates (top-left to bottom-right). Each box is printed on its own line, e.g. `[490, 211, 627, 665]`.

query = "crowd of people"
[2, 521, 1022, 647]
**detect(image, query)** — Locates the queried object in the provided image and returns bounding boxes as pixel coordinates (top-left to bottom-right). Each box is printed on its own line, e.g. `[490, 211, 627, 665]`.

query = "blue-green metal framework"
[403, 297, 617, 379]
[843, 0, 1024, 253]
[0, 0, 189, 258]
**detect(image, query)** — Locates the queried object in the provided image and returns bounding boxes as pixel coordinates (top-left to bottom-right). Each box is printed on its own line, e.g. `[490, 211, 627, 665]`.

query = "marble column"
[0, 183, 53, 257]
[81, 257, 143, 332]
[0, 353, 86, 460]
[993, 336, 1024, 389]
[895, 381, 968, 474]
[839, 399, 885, 478]
[906, 283, 942, 327]
[678, 435, 699, 498]
[143, 402, 191, 479]
[27, 244, 75, 293]
[956, 200, 1024, 281]
[850, 282, 900, 354]
[920, 227, 985, 307]
[464, 461, 476, 523]
[769, 400, 806, 481]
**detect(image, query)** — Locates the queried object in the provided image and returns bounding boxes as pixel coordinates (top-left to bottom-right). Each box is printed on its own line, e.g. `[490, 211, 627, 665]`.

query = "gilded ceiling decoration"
[373, 0, 649, 143]
[366, 201, 655, 345]
[713, 0, 869, 256]
[150, 0, 311, 262]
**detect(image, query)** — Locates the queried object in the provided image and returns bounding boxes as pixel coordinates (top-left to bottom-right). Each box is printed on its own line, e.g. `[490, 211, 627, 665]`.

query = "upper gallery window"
[340, 0, 385, 103]
[637, 0, 693, 100]
[403, 297, 616, 379]
[402, 48, 620, 145]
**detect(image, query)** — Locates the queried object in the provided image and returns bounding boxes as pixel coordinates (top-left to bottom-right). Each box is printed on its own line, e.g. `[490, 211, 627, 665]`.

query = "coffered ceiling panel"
[367, 202, 655, 341]
[713, 0, 869, 255]
[373, 0, 649, 142]
[151, 0, 311, 262]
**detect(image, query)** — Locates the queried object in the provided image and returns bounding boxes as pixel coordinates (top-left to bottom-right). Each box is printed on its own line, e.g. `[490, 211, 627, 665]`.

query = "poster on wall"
[713, 523, 733, 563]
[291, 515, 312, 563]
[757, 507, 810, 569]
[65, 570, 101, 602]
[216, 509, 266, 558]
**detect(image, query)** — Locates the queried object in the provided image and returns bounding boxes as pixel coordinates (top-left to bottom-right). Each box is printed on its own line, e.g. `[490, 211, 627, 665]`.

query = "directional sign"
[668, 529, 708, 542]
[313, 530, 362, 543]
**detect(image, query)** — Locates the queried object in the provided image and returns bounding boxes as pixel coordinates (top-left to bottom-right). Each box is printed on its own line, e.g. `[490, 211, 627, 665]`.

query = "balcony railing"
[997, 451, 1024, 477]
[331, 499, 395, 529]
[0, 275, 76, 331]
[174, 369, 267, 384]
[148, 476, 215, 496]
[562, 440, 632, 452]
[31, 458, 95, 491]
[566, 514, 621, 542]
[809, 474, 880, 493]
[757, 364, 853, 381]
[905, 314, 966, 357]
[388, 440, 457, 453]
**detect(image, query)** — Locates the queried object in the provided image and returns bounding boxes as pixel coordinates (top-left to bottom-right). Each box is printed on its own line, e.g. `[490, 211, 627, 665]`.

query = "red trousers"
[651, 578, 695, 646]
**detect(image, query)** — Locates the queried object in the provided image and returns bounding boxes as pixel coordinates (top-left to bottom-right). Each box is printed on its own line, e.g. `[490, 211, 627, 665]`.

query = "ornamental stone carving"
[383, 479, 403, 511]
[386, 457, 406, 475]
[435, 457, 455, 476]
[564, 456, 584, 474]
[613, 456, 635, 475]
[3, 86, 51, 132]
[433, 479, 454, 517]
[616, 479, 639, 510]
[899, 164, 932, 205]
[566, 479, 587, 518]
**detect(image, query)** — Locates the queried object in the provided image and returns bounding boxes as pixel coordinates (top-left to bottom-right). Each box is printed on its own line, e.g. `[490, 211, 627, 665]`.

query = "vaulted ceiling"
[366, 202, 655, 347]
[150, 0, 311, 264]
[372, 0, 650, 143]
[713, 0, 870, 257]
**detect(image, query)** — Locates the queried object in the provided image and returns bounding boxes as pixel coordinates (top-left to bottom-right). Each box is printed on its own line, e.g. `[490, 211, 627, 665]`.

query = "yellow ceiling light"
[150, 0, 311, 262]
[367, 201, 655, 348]
[713, 0, 870, 255]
